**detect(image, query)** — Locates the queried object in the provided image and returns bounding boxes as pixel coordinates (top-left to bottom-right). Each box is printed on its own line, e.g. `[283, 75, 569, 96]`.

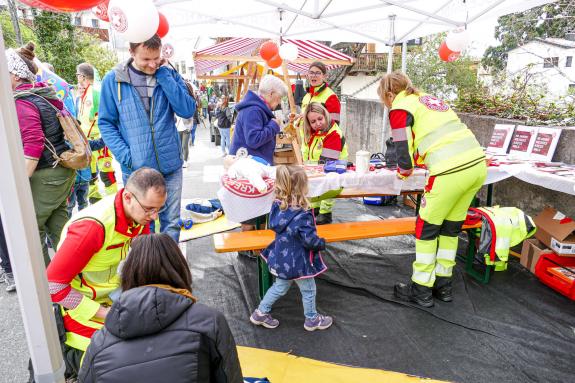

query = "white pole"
[382, 15, 395, 152]
[0, 32, 65, 383]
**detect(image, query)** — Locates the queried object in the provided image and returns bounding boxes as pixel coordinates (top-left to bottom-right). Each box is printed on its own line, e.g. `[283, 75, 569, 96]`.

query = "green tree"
[406, 34, 480, 101]
[0, 11, 39, 50]
[33, 11, 79, 83]
[76, 31, 118, 79]
[482, 1, 575, 72]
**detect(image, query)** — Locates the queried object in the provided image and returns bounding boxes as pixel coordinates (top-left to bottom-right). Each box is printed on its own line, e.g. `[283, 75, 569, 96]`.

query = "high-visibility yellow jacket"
[78, 83, 100, 140]
[391, 91, 485, 175]
[56, 193, 147, 350]
[302, 122, 348, 162]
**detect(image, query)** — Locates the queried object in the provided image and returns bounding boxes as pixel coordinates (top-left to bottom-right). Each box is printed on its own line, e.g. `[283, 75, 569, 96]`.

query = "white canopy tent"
[0, 1, 556, 382]
[157, 0, 553, 45]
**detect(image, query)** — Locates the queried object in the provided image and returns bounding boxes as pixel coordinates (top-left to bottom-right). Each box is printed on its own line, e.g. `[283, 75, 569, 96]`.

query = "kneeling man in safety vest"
[47, 167, 167, 368]
[378, 72, 486, 308]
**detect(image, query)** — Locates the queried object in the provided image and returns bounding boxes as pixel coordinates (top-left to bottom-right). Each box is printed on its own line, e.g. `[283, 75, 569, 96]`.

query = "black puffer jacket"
[78, 286, 243, 383]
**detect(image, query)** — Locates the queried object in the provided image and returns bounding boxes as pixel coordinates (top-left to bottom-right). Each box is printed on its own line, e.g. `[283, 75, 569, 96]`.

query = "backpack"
[17, 92, 91, 170]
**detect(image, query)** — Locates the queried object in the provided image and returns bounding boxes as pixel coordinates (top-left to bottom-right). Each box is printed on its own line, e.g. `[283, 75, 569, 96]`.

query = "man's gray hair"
[258, 74, 287, 97]
[125, 167, 166, 196]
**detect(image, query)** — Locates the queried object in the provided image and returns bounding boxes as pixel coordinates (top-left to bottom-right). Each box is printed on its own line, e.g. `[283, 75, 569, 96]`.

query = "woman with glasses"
[298, 61, 341, 126]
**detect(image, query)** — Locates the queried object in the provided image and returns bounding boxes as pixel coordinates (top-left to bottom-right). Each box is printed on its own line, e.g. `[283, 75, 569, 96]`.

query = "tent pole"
[401, 41, 407, 73]
[382, 15, 395, 152]
[0, 32, 65, 382]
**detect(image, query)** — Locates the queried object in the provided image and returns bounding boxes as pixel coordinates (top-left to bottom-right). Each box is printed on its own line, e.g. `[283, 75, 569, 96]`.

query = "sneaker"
[250, 309, 279, 329]
[304, 314, 333, 331]
[0, 268, 6, 283]
[182, 162, 188, 168]
[5, 273, 16, 292]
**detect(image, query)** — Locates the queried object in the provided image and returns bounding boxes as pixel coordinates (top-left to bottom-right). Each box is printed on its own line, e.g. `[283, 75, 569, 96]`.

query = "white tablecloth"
[219, 165, 575, 223]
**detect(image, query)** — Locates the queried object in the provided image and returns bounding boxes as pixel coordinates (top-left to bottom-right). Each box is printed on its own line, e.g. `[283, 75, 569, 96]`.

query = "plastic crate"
[534, 252, 575, 300]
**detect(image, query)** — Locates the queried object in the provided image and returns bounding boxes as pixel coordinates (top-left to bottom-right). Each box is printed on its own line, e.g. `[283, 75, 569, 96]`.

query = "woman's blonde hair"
[274, 165, 310, 210]
[302, 102, 331, 144]
[377, 71, 419, 103]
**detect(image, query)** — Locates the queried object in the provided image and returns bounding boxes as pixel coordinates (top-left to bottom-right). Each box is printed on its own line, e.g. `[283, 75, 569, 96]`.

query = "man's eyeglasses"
[308, 71, 324, 77]
[129, 190, 159, 215]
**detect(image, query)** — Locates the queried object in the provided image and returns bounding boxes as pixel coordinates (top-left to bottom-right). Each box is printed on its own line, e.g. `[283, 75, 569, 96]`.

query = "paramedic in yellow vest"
[296, 61, 341, 128]
[46, 168, 166, 359]
[302, 102, 348, 225]
[76, 63, 117, 204]
[378, 72, 486, 308]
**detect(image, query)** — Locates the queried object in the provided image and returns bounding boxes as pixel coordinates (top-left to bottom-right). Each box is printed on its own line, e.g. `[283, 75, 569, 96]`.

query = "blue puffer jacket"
[261, 201, 327, 280]
[230, 90, 280, 164]
[98, 59, 196, 176]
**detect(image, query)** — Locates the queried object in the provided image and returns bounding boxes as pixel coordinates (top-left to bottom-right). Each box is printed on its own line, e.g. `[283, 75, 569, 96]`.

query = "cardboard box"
[521, 238, 553, 273]
[533, 207, 575, 257]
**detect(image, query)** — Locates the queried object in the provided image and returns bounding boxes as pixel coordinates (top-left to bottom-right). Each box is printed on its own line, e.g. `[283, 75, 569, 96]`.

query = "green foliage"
[33, 11, 78, 83]
[0, 11, 39, 51]
[32, 11, 118, 83]
[482, 1, 575, 72]
[406, 34, 480, 101]
[76, 31, 118, 79]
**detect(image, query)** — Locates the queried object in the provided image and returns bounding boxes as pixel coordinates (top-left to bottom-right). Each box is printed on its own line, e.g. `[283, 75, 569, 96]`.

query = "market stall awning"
[193, 37, 354, 75]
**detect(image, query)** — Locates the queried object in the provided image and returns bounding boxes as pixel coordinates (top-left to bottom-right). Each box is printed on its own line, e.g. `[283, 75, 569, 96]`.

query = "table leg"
[415, 193, 422, 216]
[256, 215, 273, 299]
[486, 184, 494, 207]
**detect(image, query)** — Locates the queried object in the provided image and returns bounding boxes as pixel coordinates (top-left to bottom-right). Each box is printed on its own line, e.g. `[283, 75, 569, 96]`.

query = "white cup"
[355, 150, 370, 174]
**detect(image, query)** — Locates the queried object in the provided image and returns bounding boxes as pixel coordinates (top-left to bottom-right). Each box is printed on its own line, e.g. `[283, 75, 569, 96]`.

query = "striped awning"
[193, 37, 354, 76]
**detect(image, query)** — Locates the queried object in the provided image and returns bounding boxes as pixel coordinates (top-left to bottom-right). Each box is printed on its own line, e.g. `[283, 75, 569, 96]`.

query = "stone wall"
[344, 101, 575, 218]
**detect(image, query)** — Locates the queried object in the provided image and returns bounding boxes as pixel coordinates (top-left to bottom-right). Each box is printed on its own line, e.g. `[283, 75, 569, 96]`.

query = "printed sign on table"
[509, 125, 538, 159]
[530, 127, 562, 162]
[486, 124, 515, 154]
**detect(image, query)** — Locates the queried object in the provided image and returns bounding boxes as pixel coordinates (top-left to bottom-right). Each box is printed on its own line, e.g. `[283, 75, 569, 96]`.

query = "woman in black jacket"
[78, 234, 243, 383]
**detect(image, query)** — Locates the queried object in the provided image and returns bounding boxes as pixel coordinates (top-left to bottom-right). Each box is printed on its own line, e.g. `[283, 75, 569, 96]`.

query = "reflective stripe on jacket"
[302, 122, 348, 162]
[391, 91, 485, 175]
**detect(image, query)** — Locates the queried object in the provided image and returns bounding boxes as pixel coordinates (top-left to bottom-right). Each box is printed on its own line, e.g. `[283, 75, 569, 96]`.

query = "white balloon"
[279, 43, 299, 61]
[108, 0, 159, 44]
[445, 28, 470, 52]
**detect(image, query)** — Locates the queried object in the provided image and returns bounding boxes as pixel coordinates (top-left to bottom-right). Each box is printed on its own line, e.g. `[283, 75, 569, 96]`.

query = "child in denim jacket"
[249, 165, 333, 331]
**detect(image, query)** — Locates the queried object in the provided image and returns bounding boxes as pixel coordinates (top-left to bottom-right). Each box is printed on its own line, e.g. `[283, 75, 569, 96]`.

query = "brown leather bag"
[18, 92, 92, 169]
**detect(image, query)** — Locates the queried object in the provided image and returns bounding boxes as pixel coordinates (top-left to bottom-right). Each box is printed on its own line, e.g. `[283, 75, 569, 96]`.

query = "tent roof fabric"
[194, 38, 354, 75]
[159, 0, 553, 45]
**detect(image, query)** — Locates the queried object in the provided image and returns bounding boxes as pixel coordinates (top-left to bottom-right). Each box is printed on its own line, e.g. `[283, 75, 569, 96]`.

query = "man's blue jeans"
[258, 277, 317, 319]
[123, 168, 182, 242]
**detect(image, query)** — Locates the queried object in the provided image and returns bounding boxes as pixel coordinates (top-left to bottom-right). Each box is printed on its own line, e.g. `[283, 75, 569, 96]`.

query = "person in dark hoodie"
[250, 165, 333, 332]
[78, 233, 243, 383]
[229, 74, 287, 165]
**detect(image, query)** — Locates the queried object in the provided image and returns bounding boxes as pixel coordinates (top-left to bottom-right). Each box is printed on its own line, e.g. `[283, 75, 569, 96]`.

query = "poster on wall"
[486, 124, 515, 154]
[530, 127, 562, 162]
[509, 125, 539, 159]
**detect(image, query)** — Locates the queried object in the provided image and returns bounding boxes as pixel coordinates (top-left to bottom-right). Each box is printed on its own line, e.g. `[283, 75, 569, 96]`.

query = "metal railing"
[350, 53, 388, 73]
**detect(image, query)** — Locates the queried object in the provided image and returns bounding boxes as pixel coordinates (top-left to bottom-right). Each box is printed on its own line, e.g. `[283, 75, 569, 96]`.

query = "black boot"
[433, 277, 453, 302]
[394, 281, 434, 308]
[313, 207, 320, 217]
[315, 212, 332, 225]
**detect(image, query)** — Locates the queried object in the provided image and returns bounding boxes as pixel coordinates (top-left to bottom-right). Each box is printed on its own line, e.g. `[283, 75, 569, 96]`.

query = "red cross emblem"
[419, 95, 449, 112]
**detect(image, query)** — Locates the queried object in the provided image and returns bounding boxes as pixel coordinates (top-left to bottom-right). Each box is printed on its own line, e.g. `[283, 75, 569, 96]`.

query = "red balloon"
[92, 0, 109, 22]
[157, 12, 170, 38]
[259, 41, 279, 61]
[33, 0, 106, 12]
[438, 41, 460, 62]
[267, 54, 283, 69]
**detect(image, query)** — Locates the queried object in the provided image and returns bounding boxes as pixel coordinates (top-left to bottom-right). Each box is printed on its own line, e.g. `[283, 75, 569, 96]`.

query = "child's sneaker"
[250, 309, 279, 329]
[304, 314, 333, 331]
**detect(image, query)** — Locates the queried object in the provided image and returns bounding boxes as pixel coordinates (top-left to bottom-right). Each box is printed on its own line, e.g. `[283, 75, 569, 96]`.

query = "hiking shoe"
[433, 277, 453, 302]
[315, 213, 332, 225]
[394, 281, 434, 308]
[5, 273, 16, 292]
[250, 309, 279, 329]
[304, 314, 333, 331]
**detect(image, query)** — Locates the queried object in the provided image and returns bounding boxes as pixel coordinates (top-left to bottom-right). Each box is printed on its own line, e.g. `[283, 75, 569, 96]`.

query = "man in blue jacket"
[99, 34, 195, 242]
